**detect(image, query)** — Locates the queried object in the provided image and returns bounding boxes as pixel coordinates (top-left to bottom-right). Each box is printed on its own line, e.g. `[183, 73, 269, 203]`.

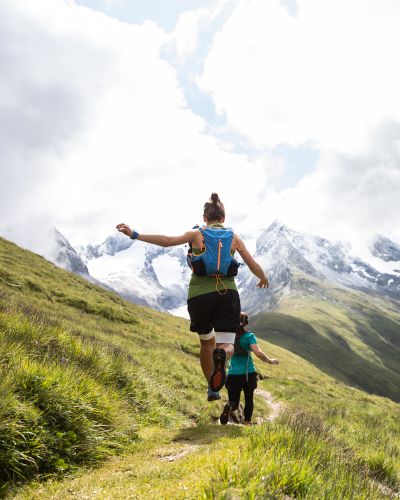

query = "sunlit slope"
[1, 237, 400, 498]
[253, 271, 400, 402]
[0, 236, 208, 487]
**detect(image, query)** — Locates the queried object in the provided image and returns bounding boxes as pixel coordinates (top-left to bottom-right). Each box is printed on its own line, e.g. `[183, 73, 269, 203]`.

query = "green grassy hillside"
[0, 237, 212, 490]
[1, 237, 399, 499]
[253, 270, 400, 402]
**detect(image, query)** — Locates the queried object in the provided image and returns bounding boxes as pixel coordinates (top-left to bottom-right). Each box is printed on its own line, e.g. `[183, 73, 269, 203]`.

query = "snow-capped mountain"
[1, 226, 92, 278]
[78, 233, 191, 314]
[77, 235, 134, 260]
[53, 228, 90, 276]
[369, 235, 400, 265]
[74, 224, 400, 318]
[237, 222, 400, 314]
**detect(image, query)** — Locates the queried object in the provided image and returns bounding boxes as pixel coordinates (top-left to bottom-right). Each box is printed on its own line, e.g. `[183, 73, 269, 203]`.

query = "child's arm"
[250, 344, 279, 364]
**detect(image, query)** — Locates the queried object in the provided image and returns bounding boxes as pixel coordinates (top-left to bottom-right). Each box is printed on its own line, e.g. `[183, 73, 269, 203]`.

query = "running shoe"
[219, 402, 232, 425]
[208, 348, 226, 392]
[207, 386, 221, 402]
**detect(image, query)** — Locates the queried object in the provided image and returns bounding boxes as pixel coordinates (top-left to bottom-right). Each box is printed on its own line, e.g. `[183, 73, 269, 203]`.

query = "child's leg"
[243, 388, 255, 422]
[243, 373, 258, 422]
[226, 375, 242, 411]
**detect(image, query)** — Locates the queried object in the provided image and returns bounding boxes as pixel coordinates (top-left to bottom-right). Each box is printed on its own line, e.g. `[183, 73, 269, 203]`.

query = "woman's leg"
[243, 373, 258, 422]
[199, 337, 216, 381]
[214, 290, 241, 362]
[216, 342, 234, 360]
[187, 295, 215, 383]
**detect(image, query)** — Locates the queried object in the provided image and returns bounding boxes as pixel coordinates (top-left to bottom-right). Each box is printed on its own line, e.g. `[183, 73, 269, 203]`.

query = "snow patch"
[152, 254, 184, 288]
[168, 304, 190, 319]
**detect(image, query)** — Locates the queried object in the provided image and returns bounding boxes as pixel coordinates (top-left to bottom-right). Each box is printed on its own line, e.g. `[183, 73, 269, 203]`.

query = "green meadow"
[1, 237, 399, 499]
[253, 270, 400, 402]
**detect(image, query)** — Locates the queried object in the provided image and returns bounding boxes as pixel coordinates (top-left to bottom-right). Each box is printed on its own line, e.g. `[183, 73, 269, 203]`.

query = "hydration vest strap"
[197, 226, 206, 253]
[217, 239, 222, 272]
[215, 274, 228, 295]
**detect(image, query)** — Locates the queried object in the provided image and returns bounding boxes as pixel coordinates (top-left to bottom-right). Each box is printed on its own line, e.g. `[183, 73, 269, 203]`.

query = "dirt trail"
[159, 444, 199, 462]
[254, 389, 283, 422]
[154, 389, 283, 465]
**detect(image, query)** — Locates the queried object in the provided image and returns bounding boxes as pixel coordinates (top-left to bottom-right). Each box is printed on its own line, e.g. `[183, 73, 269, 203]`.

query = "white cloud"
[170, 0, 232, 62]
[200, 0, 400, 153]
[1, 0, 399, 263]
[197, 0, 400, 247]
[0, 0, 273, 251]
[243, 123, 400, 249]
[173, 10, 204, 61]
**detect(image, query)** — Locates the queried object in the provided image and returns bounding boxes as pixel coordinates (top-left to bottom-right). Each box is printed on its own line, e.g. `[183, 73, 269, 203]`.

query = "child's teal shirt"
[228, 331, 257, 375]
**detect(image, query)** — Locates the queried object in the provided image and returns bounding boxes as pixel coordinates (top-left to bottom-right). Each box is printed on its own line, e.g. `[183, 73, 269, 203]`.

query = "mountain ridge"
[72, 222, 400, 316]
[238, 221, 400, 315]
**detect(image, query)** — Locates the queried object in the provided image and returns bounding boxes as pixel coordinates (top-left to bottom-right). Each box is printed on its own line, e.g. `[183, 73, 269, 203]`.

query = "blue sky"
[76, 0, 216, 31]
[1, 0, 400, 254]
[76, 0, 299, 28]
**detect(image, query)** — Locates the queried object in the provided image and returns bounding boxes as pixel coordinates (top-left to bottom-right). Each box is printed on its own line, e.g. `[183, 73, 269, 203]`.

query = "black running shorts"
[187, 289, 241, 336]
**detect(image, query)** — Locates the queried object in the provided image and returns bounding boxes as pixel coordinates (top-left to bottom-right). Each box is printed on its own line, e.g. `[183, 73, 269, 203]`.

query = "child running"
[220, 312, 279, 425]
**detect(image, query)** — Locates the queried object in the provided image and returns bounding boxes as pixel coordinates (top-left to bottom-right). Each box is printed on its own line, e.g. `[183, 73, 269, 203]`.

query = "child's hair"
[238, 312, 249, 335]
[203, 192, 225, 222]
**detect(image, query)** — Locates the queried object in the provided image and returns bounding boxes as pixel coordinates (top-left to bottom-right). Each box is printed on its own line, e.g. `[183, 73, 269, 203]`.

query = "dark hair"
[203, 192, 225, 222]
[238, 312, 249, 335]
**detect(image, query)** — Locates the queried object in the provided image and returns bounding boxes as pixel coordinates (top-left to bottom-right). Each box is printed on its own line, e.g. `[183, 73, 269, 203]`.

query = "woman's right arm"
[116, 223, 197, 247]
[234, 235, 269, 288]
[251, 344, 279, 364]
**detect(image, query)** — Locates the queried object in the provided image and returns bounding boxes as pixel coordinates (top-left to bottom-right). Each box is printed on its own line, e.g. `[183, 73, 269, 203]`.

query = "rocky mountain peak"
[369, 234, 400, 262]
[53, 228, 89, 276]
[78, 233, 134, 262]
[256, 221, 289, 252]
[238, 224, 400, 314]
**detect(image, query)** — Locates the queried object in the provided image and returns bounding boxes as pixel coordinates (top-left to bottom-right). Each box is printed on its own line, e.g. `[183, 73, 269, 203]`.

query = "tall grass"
[201, 409, 394, 499]
[0, 308, 137, 492]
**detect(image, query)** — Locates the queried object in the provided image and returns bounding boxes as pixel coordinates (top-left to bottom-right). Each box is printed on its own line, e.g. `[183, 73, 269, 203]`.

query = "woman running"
[116, 193, 269, 401]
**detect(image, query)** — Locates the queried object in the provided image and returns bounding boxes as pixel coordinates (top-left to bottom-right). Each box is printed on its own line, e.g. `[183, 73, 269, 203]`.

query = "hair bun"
[203, 193, 225, 222]
[210, 192, 220, 205]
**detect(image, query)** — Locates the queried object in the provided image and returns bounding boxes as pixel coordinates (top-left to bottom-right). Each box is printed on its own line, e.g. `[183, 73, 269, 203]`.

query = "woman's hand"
[116, 223, 133, 238]
[269, 359, 279, 365]
[257, 276, 269, 288]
